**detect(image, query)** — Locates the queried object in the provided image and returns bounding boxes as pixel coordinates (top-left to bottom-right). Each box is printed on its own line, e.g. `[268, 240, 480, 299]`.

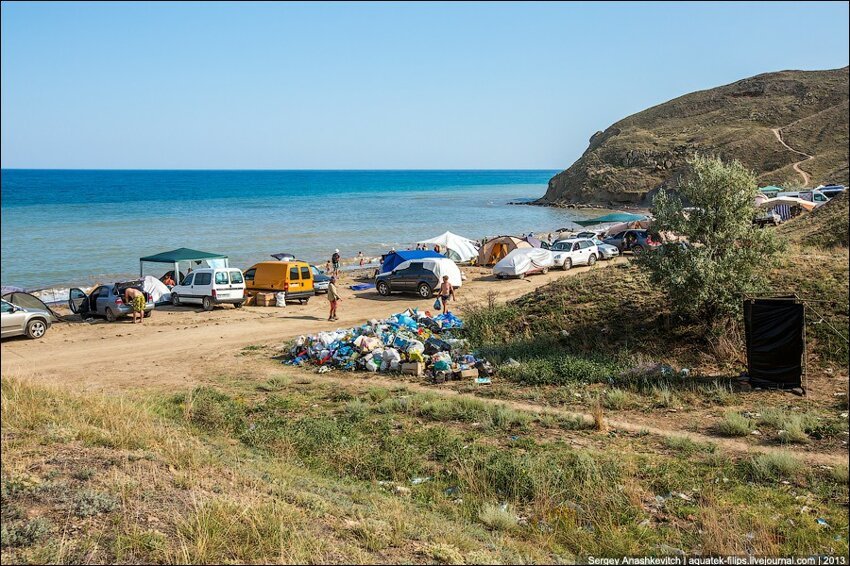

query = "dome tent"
[416, 231, 479, 263]
[477, 236, 532, 266]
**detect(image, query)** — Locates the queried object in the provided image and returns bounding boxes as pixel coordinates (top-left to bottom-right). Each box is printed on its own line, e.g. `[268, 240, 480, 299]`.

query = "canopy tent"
[416, 231, 479, 262]
[139, 248, 229, 284]
[477, 236, 531, 266]
[758, 196, 817, 212]
[574, 212, 648, 227]
[380, 250, 443, 274]
[493, 248, 554, 278]
[603, 220, 653, 236]
[1, 291, 62, 322]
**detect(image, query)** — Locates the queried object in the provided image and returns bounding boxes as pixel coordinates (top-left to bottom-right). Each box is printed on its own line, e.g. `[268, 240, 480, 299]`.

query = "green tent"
[574, 212, 648, 227]
[139, 248, 229, 283]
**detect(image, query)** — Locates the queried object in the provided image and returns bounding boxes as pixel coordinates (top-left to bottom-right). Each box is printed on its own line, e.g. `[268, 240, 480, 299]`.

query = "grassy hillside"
[541, 67, 849, 206]
[3, 373, 848, 563]
[778, 190, 849, 248]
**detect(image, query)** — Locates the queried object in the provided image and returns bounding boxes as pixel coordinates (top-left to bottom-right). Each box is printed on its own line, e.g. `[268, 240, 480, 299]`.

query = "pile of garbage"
[283, 310, 494, 383]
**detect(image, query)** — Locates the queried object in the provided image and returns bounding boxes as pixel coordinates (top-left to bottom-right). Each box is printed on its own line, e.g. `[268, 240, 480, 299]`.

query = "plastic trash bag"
[433, 298, 442, 310]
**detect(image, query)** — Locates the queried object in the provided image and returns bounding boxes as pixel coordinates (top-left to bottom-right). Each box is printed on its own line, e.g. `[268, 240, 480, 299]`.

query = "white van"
[777, 190, 829, 204]
[171, 268, 245, 310]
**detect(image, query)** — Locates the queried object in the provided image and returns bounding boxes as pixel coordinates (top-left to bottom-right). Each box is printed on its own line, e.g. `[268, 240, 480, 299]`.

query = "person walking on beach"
[124, 286, 146, 324]
[438, 275, 454, 315]
[331, 249, 341, 277]
[357, 251, 364, 266]
[327, 276, 340, 321]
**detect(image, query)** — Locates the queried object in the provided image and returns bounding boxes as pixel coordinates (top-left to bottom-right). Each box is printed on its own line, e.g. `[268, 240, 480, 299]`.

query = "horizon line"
[1, 167, 562, 172]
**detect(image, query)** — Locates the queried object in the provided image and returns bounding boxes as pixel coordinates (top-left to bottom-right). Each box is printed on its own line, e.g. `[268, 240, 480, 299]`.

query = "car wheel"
[202, 296, 213, 311]
[563, 258, 572, 270]
[588, 254, 597, 266]
[631, 245, 644, 255]
[105, 307, 117, 322]
[143, 310, 152, 318]
[541, 267, 549, 274]
[417, 283, 432, 298]
[234, 302, 243, 309]
[172, 294, 180, 306]
[376, 281, 390, 296]
[26, 319, 47, 339]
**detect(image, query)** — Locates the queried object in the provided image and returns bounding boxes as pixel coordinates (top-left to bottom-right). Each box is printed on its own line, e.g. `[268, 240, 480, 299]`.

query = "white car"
[171, 267, 246, 311]
[590, 237, 621, 260]
[550, 238, 599, 269]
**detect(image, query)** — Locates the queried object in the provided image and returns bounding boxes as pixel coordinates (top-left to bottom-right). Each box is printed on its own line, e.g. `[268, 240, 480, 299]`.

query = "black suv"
[375, 261, 438, 298]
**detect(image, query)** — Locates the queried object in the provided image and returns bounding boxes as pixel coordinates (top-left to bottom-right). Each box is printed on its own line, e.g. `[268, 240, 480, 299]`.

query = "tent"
[416, 231, 479, 262]
[603, 220, 653, 236]
[477, 236, 532, 266]
[758, 196, 817, 212]
[575, 212, 648, 227]
[139, 248, 229, 284]
[1, 291, 62, 322]
[381, 250, 443, 274]
[493, 248, 554, 278]
[271, 252, 297, 261]
[141, 276, 172, 305]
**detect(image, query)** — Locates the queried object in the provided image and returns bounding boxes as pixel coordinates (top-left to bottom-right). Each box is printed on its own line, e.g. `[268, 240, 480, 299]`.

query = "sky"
[1, 1, 848, 170]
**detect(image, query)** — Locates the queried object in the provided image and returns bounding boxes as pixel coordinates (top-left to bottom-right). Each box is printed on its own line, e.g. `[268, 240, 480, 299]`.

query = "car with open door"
[1, 299, 51, 339]
[68, 281, 155, 322]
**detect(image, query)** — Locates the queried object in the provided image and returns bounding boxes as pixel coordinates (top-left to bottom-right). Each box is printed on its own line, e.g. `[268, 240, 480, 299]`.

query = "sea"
[1, 169, 596, 295]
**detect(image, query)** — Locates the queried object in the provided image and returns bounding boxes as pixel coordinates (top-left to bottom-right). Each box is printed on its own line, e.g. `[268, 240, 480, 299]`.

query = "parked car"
[311, 265, 330, 294]
[819, 185, 846, 199]
[603, 229, 659, 254]
[589, 237, 620, 260]
[244, 261, 314, 303]
[69, 281, 154, 322]
[1, 299, 51, 339]
[754, 210, 782, 227]
[550, 238, 599, 269]
[170, 267, 245, 310]
[376, 258, 462, 297]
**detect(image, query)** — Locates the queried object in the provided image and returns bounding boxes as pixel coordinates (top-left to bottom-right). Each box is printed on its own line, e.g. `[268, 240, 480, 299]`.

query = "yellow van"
[244, 261, 314, 303]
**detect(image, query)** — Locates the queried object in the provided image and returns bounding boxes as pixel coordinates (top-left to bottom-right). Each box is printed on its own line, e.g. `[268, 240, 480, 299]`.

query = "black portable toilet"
[743, 297, 805, 390]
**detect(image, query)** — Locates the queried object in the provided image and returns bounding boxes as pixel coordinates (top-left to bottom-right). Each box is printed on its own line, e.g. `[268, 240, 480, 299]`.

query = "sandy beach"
[1, 260, 624, 393]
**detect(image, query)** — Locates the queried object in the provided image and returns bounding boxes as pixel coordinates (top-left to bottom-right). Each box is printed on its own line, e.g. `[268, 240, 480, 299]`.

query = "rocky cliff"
[541, 67, 850, 207]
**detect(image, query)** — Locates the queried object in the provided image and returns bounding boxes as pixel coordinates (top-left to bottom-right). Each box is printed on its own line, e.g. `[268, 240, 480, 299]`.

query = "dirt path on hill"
[771, 126, 814, 186]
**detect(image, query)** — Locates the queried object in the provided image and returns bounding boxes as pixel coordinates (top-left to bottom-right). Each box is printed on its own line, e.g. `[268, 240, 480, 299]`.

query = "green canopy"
[140, 248, 227, 263]
[575, 212, 648, 227]
[139, 248, 229, 282]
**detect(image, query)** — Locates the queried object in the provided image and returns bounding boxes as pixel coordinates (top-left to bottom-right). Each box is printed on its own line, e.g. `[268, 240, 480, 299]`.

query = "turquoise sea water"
[1, 169, 591, 290]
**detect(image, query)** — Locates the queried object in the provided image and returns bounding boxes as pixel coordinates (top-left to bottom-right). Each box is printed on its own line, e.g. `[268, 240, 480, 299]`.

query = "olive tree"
[638, 155, 781, 322]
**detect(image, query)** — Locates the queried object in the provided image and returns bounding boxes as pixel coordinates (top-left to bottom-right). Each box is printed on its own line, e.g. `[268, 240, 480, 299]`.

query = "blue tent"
[381, 250, 443, 273]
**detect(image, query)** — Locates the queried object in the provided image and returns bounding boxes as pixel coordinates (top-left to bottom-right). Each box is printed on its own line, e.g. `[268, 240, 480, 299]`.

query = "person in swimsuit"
[438, 275, 454, 315]
[124, 287, 146, 324]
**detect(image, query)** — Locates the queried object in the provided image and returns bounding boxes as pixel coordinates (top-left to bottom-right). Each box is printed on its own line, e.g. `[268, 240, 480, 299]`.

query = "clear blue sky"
[2, 1, 848, 169]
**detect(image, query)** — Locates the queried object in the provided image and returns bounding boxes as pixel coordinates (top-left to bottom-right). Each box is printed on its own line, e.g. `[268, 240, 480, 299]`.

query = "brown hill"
[778, 190, 849, 248]
[541, 67, 850, 207]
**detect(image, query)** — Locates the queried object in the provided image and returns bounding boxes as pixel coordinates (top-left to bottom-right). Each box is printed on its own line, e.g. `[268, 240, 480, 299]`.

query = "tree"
[638, 155, 781, 323]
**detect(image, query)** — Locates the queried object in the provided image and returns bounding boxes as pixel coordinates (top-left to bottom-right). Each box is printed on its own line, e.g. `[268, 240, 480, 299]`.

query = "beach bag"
[275, 292, 287, 307]
[433, 298, 442, 310]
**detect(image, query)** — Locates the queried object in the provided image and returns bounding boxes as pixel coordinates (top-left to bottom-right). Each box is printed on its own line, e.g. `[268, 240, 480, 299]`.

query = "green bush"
[745, 452, 802, 482]
[70, 490, 118, 517]
[716, 411, 752, 437]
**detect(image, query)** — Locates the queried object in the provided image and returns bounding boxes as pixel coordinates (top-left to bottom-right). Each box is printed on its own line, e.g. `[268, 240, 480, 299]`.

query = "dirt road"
[1, 261, 623, 392]
[771, 126, 814, 186]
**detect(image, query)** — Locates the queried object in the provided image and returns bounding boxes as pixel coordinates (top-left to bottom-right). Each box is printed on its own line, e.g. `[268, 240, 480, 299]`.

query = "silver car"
[1, 299, 52, 339]
[590, 237, 621, 260]
[69, 281, 154, 322]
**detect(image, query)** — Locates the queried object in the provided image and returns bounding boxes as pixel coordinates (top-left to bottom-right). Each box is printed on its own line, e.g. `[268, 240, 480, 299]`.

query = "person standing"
[327, 276, 340, 321]
[124, 286, 146, 324]
[357, 251, 364, 266]
[331, 249, 341, 277]
[438, 275, 455, 315]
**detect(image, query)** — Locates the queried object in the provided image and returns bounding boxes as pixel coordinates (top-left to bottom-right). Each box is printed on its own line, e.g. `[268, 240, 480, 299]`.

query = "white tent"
[142, 276, 172, 305]
[416, 231, 479, 263]
[493, 248, 554, 278]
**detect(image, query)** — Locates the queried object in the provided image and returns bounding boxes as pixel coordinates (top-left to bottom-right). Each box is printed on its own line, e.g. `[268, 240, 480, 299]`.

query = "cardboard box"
[256, 292, 276, 307]
[459, 368, 479, 379]
[243, 294, 255, 306]
[401, 362, 424, 376]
